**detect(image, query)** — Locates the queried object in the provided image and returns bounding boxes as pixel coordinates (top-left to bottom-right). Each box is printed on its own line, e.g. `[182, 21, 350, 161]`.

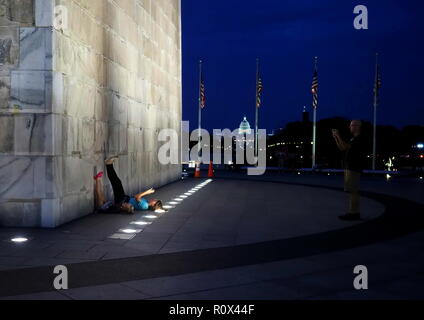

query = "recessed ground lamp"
[180, 195, 188, 199]
[130, 221, 151, 226]
[184, 193, 192, 196]
[11, 237, 28, 243]
[155, 209, 166, 214]
[120, 229, 139, 234]
[145, 215, 158, 219]
[174, 198, 184, 202]
[163, 205, 174, 209]
[168, 201, 179, 205]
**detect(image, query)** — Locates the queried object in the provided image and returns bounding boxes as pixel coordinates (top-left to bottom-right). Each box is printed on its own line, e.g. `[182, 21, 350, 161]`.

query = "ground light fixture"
[174, 198, 184, 202]
[11, 237, 28, 243]
[130, 221, 151, 226]
[168, 201, 179, 205]
[180, 195, 188, 199]
[155, 209, 166, 214]
[145, 215, 158, 219]
[120, 229, 139, 234]
[163, 205, 174, 209]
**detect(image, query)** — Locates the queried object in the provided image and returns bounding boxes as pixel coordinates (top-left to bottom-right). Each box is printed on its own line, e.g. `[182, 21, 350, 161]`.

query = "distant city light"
[11, 237, 28, 243]
[417, 143, 424, 149]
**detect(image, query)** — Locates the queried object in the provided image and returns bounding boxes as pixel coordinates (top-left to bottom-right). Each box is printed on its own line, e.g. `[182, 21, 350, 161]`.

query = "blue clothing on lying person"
[128, 197, 149, 211]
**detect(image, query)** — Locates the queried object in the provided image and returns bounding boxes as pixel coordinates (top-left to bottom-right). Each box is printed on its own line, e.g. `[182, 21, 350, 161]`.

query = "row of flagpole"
[197, 54, 381, 170]
[311, 54, 381, 170]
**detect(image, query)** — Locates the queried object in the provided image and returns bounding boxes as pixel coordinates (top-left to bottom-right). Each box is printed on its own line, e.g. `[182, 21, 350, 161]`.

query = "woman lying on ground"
[94, 157, 163, 214]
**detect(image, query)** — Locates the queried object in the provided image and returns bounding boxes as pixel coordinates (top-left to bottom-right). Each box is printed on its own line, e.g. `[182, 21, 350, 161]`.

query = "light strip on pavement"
[130, 221, 151, 226]
[11, 237, 28, 243]
[120, 229, 140, 234]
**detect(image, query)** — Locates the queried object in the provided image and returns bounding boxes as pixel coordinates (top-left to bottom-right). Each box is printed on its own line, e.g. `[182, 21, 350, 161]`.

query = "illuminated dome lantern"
[239, 117, 252, 135]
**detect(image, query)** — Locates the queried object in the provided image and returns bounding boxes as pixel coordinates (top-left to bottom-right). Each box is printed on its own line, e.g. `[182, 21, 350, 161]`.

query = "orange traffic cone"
[194, 163, 201, 178]
[208, 161, 214, 178]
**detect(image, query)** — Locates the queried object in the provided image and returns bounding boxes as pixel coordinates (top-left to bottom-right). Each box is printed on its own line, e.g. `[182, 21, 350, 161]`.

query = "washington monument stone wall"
[0, 0, 182, 227]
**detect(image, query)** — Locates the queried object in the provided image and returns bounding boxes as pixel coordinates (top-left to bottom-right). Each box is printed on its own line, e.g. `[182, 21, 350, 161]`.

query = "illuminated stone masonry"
[0, 0, 182, 227]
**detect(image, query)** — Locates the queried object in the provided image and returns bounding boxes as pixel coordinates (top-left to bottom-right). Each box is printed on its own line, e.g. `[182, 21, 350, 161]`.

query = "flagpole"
[312, 57, 318, 169]
[198, 59, 203, 163]
[372, 53, 379, 171]
[255, 58, 259, 159]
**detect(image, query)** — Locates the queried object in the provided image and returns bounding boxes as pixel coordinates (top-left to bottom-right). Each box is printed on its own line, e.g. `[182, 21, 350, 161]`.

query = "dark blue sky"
[182, 0, 424, 132]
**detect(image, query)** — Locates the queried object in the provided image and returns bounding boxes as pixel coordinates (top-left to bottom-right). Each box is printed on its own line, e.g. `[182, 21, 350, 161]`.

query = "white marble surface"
[35, 0, 53, 27]
[1, 0, 182, 228]
[19, 27, 52, 70]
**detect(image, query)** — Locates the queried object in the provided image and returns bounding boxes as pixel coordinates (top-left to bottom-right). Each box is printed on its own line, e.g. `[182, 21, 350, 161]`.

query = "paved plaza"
[0, 172, 423, 300]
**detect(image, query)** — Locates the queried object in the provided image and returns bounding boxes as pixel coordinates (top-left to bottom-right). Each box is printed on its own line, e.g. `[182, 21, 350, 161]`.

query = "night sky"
[181, 0, 424, 133]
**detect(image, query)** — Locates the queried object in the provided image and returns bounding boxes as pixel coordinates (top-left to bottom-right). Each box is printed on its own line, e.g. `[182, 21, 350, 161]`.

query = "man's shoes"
[338, 213, 361, 221]
[105, 156, 119, 165]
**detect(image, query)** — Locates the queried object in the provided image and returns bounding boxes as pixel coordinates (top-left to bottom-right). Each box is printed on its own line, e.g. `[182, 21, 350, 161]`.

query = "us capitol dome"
[238, 116, 252, 135]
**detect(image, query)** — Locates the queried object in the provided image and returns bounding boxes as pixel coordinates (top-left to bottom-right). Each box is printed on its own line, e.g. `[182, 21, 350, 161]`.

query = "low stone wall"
[0, 0, 182, 227]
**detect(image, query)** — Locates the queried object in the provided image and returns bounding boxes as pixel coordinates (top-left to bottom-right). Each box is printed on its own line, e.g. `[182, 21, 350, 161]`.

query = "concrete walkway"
[1, 173, 423, 299]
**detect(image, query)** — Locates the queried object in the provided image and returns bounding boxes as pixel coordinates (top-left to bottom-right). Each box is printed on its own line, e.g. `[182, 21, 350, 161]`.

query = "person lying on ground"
[94, 157, 163, 214]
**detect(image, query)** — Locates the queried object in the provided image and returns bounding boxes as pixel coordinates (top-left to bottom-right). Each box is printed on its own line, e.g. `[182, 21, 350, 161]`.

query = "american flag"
[200, 74, 206, 109]
[311, 68, 319, 109]
[257, 77, 263, 108]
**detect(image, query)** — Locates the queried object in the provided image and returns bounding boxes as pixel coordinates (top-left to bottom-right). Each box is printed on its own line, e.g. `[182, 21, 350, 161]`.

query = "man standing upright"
[333, 120, 367, 221]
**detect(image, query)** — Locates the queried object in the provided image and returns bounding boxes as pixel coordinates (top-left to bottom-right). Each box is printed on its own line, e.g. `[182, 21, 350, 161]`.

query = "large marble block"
[10, 70, 52, 111]
[35, 0, 53, 27]
[0, 200, 41, 227]
[19, 27, 52, 70]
